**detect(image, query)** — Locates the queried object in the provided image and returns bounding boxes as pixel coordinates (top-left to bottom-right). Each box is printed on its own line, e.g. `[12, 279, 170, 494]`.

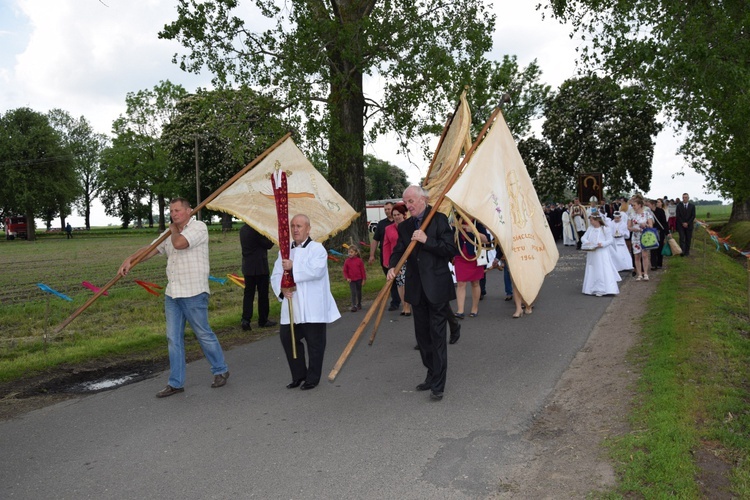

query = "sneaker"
[643, 274, 649, 281]
[156, 385, 184, 398]
[635, 275, 643, 281]
[211, 371, 230, 388]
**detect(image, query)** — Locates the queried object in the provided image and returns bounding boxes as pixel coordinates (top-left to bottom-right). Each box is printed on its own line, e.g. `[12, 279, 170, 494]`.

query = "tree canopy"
[541, 75, 662, 197]
[160, 0, 496, 242]
[363, 154, 408, 200]
[546, 0, 750, 217]
[0, 107, 78, 240]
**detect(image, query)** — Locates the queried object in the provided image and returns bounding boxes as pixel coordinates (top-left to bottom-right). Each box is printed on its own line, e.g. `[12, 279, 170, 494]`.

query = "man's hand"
[411, 229, 427, 243]
[386, 268, 397, 281]
[282, 258, 293, 271]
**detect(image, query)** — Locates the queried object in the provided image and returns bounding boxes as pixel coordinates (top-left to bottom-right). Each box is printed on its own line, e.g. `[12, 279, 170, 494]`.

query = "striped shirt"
[154, 218, 210, 298]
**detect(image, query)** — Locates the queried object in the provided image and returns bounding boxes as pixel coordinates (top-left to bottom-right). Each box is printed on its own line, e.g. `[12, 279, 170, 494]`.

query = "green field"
[0, 226, 384, 380]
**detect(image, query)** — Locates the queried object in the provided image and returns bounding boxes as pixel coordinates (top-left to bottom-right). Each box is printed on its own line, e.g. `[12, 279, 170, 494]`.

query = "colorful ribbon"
[134, 280, 163, 296]
[81, 281, 109, 296]
[37, 283, 73, 302]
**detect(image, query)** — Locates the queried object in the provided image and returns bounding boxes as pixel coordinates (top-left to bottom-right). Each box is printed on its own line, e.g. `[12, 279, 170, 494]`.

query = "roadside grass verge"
[0, 228, 384, 383]
[607, 223, 750, 497]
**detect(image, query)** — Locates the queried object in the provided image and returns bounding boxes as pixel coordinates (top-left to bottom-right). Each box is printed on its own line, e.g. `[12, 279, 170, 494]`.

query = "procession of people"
[126, 183, 693, 402]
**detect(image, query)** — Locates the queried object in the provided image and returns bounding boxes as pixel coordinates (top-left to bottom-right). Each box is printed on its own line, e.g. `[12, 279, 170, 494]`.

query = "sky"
[0, 0, 719, 227]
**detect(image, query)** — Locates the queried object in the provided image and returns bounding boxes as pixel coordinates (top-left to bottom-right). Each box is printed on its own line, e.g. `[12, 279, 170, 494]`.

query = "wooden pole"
[53, 132, 293, 335]
[327, 103, 506, 381]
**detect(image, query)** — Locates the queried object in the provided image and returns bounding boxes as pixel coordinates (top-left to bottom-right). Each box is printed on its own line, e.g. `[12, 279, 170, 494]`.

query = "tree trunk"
[326, 65, 367, 248]
[729, 197, 750, 222]
[25, 210, 36, 241]
[84, 200, 91, 230]
[158, 194, 166, 231]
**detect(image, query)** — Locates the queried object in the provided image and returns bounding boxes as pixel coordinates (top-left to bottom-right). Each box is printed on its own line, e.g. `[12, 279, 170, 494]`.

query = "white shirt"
[154, 218, 210, 298]
[271, 240, 341, 325]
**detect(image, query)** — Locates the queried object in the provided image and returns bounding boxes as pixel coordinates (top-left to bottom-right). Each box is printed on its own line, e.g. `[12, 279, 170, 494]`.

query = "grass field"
[0, 225, 385, 380]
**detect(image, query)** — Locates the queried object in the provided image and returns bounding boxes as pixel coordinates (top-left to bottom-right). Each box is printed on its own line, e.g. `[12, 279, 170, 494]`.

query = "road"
[0, 244, 610, 499]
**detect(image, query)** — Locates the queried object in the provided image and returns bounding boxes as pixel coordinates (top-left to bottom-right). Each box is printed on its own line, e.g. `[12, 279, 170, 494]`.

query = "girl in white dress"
[604, 211, 633, 271]
[581, 213, 621, 296]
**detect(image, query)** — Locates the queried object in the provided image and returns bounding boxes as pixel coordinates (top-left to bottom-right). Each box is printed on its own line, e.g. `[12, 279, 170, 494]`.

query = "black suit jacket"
[389, 207, 457, 305]
[675, 202, 696, 227]
[240, 224, 274, 276]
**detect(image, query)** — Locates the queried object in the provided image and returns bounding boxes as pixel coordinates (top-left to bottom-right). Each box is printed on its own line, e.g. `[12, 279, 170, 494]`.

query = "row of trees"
[0, 68, 662, 238]
[6, 0, 697, 240]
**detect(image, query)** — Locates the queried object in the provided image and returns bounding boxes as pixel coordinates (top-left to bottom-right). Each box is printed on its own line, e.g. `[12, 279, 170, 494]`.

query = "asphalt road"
[0, 243, 611, 499]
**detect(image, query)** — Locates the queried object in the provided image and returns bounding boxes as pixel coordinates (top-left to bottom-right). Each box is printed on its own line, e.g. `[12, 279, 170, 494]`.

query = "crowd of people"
[126, 189, 695, 402]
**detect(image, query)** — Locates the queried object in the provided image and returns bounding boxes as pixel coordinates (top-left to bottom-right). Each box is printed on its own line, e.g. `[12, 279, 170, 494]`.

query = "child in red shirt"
[343, 245, 366, 312]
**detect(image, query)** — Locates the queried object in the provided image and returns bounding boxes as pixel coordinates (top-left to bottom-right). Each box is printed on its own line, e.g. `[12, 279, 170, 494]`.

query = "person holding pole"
[387, 186, 457, 401]
[271, 214, 340, 391]
[118, 197, 229, 398]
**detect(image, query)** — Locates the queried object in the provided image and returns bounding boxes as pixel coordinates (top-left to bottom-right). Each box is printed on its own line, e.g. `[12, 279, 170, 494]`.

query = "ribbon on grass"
[134, 280, 163, 296]
[82, 281, 109, 296]
[37, 283, 73, 302]
[227, 274, 245, 289]
[209, 275, 227, 285]
[328, 248, 345, 257]
[328, 255, 340, 262]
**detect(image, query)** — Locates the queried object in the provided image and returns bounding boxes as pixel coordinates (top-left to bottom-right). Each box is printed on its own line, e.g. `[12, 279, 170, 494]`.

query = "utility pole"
[195, 136, 201, 221]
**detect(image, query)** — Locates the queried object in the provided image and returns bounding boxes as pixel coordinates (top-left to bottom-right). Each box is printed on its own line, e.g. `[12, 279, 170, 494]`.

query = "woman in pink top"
[382, 203, 411, 315]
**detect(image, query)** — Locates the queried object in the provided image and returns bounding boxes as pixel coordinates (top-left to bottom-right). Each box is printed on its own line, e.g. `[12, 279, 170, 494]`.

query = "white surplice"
[562, 210, 578, 246]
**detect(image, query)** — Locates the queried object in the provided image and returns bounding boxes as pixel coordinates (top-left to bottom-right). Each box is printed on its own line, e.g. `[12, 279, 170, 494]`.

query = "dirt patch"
[492, 271, 651, 498]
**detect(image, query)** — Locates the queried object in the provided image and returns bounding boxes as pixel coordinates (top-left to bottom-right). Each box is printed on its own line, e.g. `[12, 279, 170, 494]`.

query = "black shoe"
[413, 344, 420, 350]
[388, 305, 399, 311]
[286, 379, 304, 389]
[300, 382, 317, 390]
[430, 391, 444, 401]
[241, 320, 252, 331]
[259, 320, 277, 327]
[211, 371, 230, 388]
[449, 325, 461, 345]
[416, 382, 431, 391]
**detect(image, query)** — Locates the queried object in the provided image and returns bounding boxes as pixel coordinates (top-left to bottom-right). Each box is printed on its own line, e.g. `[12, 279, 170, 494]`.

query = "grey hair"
[404, 185, 429, 199]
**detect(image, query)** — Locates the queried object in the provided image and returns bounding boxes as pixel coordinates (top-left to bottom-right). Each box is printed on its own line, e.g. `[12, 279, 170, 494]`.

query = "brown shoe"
[156, 385, 184, 398]
[211, 371, 230, 388]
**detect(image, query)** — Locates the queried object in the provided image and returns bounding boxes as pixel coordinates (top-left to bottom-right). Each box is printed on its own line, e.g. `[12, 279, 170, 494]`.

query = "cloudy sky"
[0, 0, 717, 226]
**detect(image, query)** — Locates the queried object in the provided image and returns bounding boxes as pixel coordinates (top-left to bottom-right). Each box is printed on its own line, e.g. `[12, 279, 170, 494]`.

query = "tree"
[47, 110, 109, 230]
[546, 0, 750, 220]
[0, 108, 78, 240]
[162, 85, 289, 228]
[160, 0, 495, 243]
[540, 75, 661, 196]
[469, 56, 551, 140]
[111, 80, 188, 229]
[363, 154, 408, 200]
[99, 130, 152, 229]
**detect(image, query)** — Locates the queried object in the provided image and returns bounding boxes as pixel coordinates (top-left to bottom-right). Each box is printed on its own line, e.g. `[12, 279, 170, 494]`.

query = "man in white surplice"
[271, 214, 341, 391]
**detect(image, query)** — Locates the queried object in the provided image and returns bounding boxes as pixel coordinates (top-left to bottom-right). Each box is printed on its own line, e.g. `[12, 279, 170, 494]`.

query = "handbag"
[640, 227, 660, 250]
[667, 234, 683, 255]
[476, 248, 488, 267]
[661, 241, 672, 256]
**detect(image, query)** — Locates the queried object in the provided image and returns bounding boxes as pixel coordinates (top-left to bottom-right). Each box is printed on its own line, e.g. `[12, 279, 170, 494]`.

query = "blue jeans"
[503, 266, 513, 296]
[165, 293, 228, 388]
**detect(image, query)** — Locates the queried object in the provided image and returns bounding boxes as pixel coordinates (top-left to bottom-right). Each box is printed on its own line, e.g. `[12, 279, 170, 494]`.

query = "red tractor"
[4, 216, 28, 240]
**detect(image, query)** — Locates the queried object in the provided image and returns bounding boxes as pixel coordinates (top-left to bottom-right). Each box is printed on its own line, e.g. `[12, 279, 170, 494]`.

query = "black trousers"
[280, 322, 327, 385]
[412, 293, 449, 393]
[242, 274, 270, 325]
[678, 224, 693, 256]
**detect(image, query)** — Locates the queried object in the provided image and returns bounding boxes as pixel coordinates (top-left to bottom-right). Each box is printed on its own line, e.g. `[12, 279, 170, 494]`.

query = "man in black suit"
[387, 186, 457, 401]
[675, 192, 696, 257]
[239, 224, 277, 330]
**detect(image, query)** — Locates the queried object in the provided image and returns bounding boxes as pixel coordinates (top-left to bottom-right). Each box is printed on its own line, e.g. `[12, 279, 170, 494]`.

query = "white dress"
[604, 217, 633, 271]
[581, 225, 621, 296]
[562, 211, 578, 246]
